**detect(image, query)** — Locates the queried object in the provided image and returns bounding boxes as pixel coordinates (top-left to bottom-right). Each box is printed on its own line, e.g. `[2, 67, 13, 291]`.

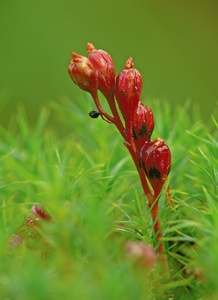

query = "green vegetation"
[1, 1, 218, 123]
[0, 96, 217, 299]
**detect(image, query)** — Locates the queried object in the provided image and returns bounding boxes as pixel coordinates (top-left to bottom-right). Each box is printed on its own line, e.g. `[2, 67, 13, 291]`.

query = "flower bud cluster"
[68, 43, 115, 98]
[68, 43, 171, 199]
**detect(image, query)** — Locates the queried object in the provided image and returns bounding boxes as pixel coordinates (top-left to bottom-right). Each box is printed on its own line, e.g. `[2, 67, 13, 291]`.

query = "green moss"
[0, 96, 217, 299]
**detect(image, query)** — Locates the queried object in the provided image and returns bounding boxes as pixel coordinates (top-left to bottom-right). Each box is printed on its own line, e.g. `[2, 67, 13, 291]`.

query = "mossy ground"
[0, 96, 217, 299]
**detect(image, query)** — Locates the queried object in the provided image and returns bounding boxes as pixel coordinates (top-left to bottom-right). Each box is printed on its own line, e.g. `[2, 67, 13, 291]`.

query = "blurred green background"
[0, 0, 217, 126]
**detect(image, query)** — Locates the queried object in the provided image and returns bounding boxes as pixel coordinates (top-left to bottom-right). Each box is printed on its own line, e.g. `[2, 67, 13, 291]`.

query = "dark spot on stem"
[139, 158, 143, 169]
[121, 89, 127, 96]
[139, 123, 148, 137]
[148, 167, 161, 180]
[132, 127, 137, 140]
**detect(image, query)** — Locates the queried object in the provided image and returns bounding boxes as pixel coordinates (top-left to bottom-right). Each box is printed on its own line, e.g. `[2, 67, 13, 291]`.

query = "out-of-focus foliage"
[0, 0, 218, 126]
[0, 95, 217, 299]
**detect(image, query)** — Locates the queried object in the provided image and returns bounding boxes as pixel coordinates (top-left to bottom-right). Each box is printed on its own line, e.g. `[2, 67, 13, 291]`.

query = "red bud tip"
[87, 42, 115, 98]
[87, 42, 96, 54]
[71, 52, 81, 60]
[68, 52, 97, 93]
[125, 57, 134, 69]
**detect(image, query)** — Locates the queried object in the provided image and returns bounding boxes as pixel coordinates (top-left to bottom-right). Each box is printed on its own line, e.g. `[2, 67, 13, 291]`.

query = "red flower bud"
[132, 102, 154, 148]
[115, 58, 142, 121]
[68, 52, 98, 93]
[32, 205, 51, 221]
[87, 43, 115, 98]
[125, 241, 157, 269]
[140, 138, 171, 196]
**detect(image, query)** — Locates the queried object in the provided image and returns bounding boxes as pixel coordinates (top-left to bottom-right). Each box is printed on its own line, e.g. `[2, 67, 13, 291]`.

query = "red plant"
[9, 205, 51, 256]
[68, 43, 172, 276]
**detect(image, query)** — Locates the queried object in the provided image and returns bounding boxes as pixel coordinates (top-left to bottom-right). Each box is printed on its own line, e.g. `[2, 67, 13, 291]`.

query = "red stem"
[91, 91, 114, 123]
[106, 95, 125, 139]
[91, 89, 169, 278]
[91, 91, 127, 139]
[124, 129, 167, 260]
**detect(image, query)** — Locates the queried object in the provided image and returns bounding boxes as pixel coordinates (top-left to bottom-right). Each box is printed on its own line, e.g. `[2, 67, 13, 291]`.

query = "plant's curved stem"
[106, 94, 126, 139]
[91, 91, 127, 139]
[91, 89, 170, 280]
[91, 91, 114, 124]
[124, 134, 170, 281]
